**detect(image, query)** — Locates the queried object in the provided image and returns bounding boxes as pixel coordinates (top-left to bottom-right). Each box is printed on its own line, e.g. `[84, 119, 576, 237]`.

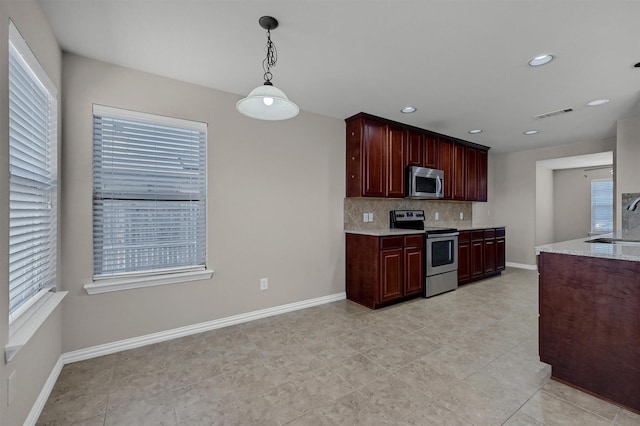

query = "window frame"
[8, 20, 58, 323]
[87, 105, 212, 294]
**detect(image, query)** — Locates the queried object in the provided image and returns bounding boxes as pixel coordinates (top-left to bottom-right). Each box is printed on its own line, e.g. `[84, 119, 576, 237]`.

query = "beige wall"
[60, 54, 345, 352]
[493, 137, 615, 266]
[535, 166, 554, 246]
[553, 167, 612, 242]
[615, 115, 640, 226]
[0, 2, 62, 425]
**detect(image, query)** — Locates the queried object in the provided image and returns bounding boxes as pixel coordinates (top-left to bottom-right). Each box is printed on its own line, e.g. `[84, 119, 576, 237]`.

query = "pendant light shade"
[236, 83, 299, 120]
[236, 16, 299, 121]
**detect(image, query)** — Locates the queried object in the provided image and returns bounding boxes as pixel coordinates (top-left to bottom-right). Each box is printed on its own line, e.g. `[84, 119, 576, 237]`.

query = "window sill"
[83, 269, 214, 295]
[5, 291, 67, 363]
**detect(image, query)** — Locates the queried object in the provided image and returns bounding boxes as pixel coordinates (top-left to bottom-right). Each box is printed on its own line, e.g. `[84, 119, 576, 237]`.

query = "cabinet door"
[380, 248, 403, 302]
[424, 135, 438, 168]
[465, 147, 478, 201]
[496, 238, 505, 272]
[484, 239, 496, 274]
[362, 120, 387, 197]
[405, 130, 423, 167]
[458, 241, 471, 284]
[404, 246, 424, 296]
[438, 138, 453, 199]
[471, 238, 484, 278]
[477, 149, 488, 202]
[387, 125, 405, 197]
[453, 142, 466, 200]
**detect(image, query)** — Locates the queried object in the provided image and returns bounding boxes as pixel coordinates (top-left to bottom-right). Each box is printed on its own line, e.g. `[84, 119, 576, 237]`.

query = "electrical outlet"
[460, 212, 464, 220]
[260, 278, 268, 290]
[363, 213, 368, 222]
[8, 370, 16, 406]
[368, 212, 374, 222]
[435, 212, 439, 220]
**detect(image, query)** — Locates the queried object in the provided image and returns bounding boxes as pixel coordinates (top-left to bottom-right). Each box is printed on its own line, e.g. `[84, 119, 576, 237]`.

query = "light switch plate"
[435, 212, 440, 220]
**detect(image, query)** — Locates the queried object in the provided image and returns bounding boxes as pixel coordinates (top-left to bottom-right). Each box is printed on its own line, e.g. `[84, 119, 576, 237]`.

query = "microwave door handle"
[436, 176, 442, 196]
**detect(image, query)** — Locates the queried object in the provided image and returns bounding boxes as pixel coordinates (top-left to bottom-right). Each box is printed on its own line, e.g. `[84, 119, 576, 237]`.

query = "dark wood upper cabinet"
[345, 112, 489, 201]
[465, 147, 478, 201]
[387, 125, 405, 198]
[362, 120, 387, 197]
[437, 138, 453, 199]
[405, 130, 423, 167]
[477, 149, 488, 202]
[452, 142, 466, 200]
[424, 135, 438, 169]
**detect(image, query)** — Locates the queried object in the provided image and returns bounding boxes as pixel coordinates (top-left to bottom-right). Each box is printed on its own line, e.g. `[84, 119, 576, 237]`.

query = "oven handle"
[427, 232, 459, 238]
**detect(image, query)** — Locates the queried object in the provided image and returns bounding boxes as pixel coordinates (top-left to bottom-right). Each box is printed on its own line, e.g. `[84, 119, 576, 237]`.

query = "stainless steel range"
[390, 210, 459, 297]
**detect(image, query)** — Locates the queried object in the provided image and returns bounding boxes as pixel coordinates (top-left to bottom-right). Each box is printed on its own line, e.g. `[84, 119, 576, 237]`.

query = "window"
[92, 105, 207, 281]
[591, 179, 613, 233]
[8, 22, 58, 320]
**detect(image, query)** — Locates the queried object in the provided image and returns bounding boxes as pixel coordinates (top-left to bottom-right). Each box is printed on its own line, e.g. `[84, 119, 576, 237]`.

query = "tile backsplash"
[344, 198, 472, 230]
[622, 193, 640, 231]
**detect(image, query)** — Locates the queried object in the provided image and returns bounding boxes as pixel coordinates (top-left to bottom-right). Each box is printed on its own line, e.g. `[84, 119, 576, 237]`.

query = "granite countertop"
[344, 224, 506, 237]
[457, 225, 506, 231]
[344, 228, 427, 236]
[535, 231, 640, 262]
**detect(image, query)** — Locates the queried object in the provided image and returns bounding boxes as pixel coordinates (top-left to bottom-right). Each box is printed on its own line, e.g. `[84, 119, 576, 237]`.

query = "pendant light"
[236, 16, 299, 121]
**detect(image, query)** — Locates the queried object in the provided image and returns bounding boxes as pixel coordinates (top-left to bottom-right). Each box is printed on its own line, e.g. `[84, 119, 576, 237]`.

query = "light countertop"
[344, 225, 506, 237]
[535, 231, 640, 262]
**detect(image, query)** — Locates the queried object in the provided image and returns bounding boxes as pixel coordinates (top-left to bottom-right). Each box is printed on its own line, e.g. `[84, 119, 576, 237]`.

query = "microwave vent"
[533, 108, 574, 119]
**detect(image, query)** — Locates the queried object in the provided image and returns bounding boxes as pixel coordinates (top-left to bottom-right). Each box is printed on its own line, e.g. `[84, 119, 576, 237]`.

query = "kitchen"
[1, 1, 640, 425]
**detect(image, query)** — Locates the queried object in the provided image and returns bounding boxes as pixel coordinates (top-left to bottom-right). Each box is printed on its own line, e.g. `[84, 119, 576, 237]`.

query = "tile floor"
[37, 268, 640, 425]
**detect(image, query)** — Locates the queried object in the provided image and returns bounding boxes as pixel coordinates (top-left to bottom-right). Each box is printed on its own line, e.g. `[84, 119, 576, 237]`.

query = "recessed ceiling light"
[586, 99, 610, 107]
[524, 130, 539, 135]
[528, 54, 554, 67]
[634, 62, 640, 68]
[401, 106, 417, 113]
[468, 129, 482, 134]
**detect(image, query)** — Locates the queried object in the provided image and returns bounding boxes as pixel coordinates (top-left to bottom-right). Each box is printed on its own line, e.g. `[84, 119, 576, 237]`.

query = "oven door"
[426, 233, 458, 276]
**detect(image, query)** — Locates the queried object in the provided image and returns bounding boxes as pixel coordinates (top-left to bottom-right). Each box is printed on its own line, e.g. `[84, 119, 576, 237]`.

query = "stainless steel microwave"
[406, 166, 444, 199]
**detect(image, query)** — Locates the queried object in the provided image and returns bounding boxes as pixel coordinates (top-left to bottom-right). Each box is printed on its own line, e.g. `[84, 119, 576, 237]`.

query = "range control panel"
[390, 209, 425, 222]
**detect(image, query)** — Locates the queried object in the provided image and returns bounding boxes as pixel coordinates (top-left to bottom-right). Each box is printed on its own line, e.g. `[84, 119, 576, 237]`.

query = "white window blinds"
[92, 105, 207, 279]
[8, 21, 58, 318]
[591, 179, 613, 233]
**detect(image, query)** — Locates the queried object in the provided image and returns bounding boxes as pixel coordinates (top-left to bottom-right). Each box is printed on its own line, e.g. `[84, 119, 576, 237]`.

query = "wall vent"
[533, 108, 574, 119]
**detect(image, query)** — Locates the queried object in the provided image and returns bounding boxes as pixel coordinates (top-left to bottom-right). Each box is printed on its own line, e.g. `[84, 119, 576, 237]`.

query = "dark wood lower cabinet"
[459, 227, 505, 285]
[538, 252, 640, 413]
[346, 233, 424, 309]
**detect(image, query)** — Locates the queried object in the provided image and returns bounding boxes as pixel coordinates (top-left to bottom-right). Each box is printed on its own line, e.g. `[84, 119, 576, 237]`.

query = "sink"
[587, 237, 640, 246]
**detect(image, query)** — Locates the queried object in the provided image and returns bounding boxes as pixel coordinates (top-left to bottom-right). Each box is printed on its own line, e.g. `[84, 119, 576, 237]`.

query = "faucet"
[627, 196, 640, 212]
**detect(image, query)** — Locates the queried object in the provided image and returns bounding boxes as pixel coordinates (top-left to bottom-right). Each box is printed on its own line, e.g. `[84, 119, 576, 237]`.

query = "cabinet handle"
[351, 132, 355, 136]
[351, 156, 355, 160]
[351, 175, 355, 179]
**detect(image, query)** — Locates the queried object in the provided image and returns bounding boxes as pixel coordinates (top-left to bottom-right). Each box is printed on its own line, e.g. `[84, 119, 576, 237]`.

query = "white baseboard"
[24, 356, 64, 426]
[506, 262, 538, 271]
[62, 291, 346, 364]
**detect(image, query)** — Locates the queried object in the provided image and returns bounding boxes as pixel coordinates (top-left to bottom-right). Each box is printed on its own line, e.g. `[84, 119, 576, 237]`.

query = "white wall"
[60, 54, 346, 352]
[0, 2, 62, 425]
[553, 167, 612, 242]
[493, 137, 615, 266]
[616, 115, 640, 226]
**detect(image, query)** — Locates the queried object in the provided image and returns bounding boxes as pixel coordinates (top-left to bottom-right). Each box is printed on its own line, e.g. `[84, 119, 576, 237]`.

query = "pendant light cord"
[263, 29, 278, 84]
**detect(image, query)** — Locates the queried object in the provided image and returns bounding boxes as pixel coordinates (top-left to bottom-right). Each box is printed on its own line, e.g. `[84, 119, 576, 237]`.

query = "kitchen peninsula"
[536, 233, 640, 413]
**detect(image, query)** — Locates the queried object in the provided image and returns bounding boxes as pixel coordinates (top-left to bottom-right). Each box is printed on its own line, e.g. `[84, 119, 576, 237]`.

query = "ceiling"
[40, 0, 640, 154]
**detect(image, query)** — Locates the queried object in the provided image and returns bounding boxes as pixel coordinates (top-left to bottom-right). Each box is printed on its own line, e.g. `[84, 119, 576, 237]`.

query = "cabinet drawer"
[495, 228, 506, 238]
[404, 235, 424, 247]
[484, 229, 496, 239]
[459, 231, 471, 241]
[471, 230, 484, 240]
[380, 236, 403, 249]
